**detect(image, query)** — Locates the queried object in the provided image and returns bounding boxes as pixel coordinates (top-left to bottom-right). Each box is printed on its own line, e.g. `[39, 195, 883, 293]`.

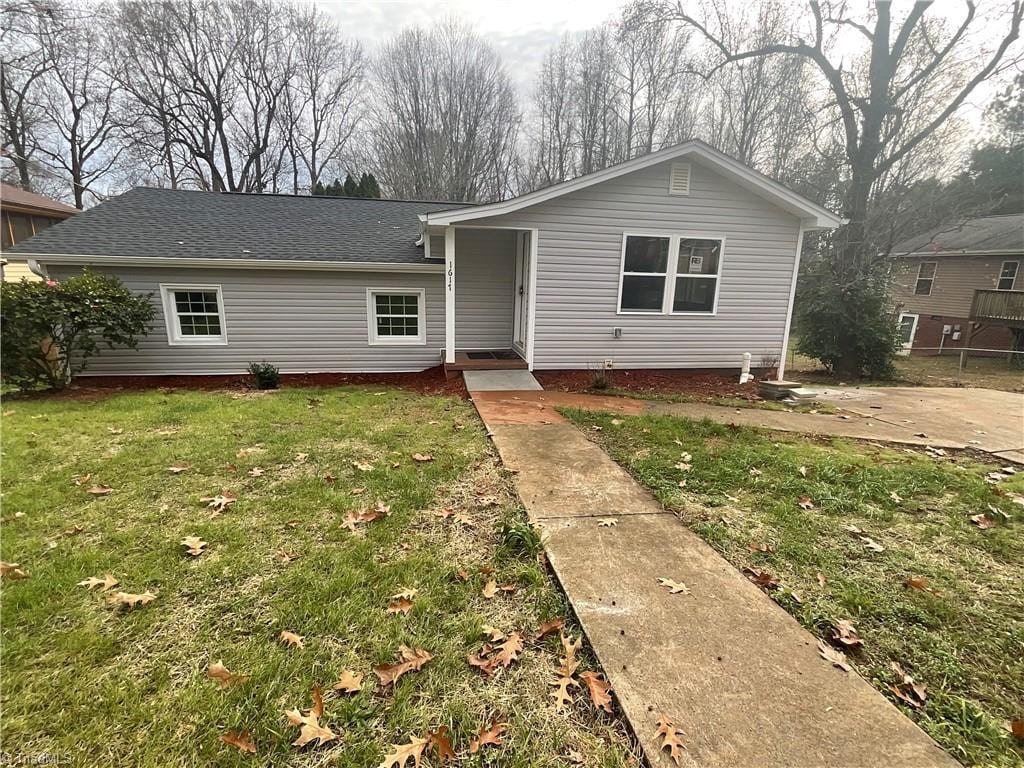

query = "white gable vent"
[669, 162, 691, 195]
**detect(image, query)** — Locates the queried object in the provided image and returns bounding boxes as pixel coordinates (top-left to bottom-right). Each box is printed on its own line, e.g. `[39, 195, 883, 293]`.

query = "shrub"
[247, 361, 280, 389]
[0, 270, 154, 390]
[589, 361, 614, 390]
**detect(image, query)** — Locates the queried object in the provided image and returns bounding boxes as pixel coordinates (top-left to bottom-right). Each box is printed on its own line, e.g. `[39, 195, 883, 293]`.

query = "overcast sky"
[314, 0, 1017, 126]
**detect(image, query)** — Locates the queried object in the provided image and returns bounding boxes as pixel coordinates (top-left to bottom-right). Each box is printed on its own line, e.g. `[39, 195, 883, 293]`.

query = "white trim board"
[422, 140, 844, 229]
[23, 253, 444, 273]
[159, 284, 229, 346]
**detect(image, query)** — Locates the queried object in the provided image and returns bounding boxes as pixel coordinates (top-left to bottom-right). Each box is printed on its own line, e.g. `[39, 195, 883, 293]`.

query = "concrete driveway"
[813, 386, 1024, 463]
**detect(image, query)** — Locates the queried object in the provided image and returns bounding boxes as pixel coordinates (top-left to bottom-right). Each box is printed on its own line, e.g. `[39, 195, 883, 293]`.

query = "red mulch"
[533, 369, 763, 402]
[55, 366, 468, 400]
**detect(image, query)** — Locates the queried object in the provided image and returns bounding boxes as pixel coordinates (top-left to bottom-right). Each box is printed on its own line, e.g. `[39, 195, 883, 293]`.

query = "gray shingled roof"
[7, 187, 470, 264]
[892, 213, 1023, 256]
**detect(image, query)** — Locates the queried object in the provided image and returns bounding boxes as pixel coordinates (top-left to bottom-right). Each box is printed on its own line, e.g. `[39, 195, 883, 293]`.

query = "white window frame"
[616, 231, 725, 316]
[366, 288, 426, 346]
[914, 261, 936, 296]
[997, 260, 1019, 291]
[159, 284, 228, 346]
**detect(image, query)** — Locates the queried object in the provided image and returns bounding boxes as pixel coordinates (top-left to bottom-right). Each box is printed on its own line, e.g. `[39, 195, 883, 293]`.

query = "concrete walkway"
[470, 390, 958, 767]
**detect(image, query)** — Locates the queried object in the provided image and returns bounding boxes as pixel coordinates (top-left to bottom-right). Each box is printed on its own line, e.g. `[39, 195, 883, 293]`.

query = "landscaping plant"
[0, 270, 154, 390]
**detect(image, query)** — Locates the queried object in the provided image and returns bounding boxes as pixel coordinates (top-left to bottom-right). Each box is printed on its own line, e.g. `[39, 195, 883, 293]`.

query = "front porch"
[423, 222, 537, 374]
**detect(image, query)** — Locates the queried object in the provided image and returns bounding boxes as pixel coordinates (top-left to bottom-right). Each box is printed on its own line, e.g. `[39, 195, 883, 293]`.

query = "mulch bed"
[50, 366, 469, 400]
[534, 369, 763, 402]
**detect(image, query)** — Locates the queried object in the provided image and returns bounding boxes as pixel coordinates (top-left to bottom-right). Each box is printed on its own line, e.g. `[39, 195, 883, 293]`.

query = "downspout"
[28, 259, 48, 279]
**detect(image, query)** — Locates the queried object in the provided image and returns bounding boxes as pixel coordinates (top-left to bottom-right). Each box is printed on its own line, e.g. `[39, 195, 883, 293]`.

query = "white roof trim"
[422, 140, 844, 230]
[23, 253, 444, 273]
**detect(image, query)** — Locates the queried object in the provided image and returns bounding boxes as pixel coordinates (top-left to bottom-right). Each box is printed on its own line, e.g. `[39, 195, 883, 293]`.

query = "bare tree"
[371, 20, 520, 202]
[32, 2, 124, 208]
[658, 0, 1023, 375]
[1, 1, 52, 190]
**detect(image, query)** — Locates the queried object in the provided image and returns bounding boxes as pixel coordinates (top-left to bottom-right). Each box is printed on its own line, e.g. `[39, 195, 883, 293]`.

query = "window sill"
[166, 338, 228, 346]
[368, 338, 427, 347]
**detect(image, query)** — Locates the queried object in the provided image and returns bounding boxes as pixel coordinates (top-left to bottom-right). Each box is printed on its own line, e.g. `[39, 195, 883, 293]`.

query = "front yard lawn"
[0, 387, 636, 767]
[564, 409, 1024, 768]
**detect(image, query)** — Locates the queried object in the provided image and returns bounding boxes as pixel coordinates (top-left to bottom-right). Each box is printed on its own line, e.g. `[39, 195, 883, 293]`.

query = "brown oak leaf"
[579, 671, 613, 713]
[550, 675, 577, 712]
[87, 485, 113, 496]
[534, 616, 565, 642]
[905, 576, 941, 596]
[817, 639, 851, 672]
[219, 730, 257, 754]
[427, 726, 456, 765]
[412, 453, 434, 462]
[78, 573, 118, 591]
[182, 536, 208, 556]
[374, 645, 433, 686]
[655, 716, 686, 765]
[1, 562, 30, 580]
[107, 591, 156, 609]
[658, 577, 691, 595]
[330, 669, 363, 694]
[167, 464, 190, 474]
[468, 720, 507, 753]
[387, 597, 414, 614]
[285, 686, 336, 748]
[970, 513, 997, 529]
[378, 736, 428, 768]
[830, 619, 863, 648]
[206, 660, 250, 689]
[279, 630, 304, 649]
[481, 579, 498, 599]
[743, 567, 780, 590]
[201, 492, 236, 514]
[797, 495, 815, 510]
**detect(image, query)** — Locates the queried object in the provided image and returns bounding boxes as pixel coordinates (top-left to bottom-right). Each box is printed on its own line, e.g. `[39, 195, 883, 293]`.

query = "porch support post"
[444, 225, 455, 364]
[776, 224, 805, 381]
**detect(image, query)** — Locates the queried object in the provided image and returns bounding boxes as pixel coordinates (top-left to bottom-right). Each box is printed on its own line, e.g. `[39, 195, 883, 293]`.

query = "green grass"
[0, 387, 636, 767]
[563, 408, 1024, 768]
[602, 388, 837, 413]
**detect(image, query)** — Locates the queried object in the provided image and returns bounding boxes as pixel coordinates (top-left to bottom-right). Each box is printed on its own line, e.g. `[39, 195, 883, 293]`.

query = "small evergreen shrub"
[247, 361, 280, 389]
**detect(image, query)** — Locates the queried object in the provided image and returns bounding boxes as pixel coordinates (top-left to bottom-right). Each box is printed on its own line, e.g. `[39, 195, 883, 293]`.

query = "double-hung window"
[618, 233, 723, 315]
[367, 289, 426, 345]
[998, 260, 1019, 290]
[914, 262, 936, 295]
[160, 284, 227, 345]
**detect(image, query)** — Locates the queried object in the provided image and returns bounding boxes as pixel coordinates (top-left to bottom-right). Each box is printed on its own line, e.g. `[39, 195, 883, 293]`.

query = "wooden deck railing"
[970, 289, 1024, 324]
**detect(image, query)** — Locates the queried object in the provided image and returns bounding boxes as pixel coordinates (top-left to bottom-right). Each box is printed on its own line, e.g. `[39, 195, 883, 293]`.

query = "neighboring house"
[7, 140, 843, 378]
[1, 183, 79, 281]
[890, 213, 1024, 355]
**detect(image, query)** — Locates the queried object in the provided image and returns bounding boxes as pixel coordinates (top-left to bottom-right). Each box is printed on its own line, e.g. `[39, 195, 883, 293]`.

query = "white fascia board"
[423, 140, 844, 230]
[22, 253, 444, 273]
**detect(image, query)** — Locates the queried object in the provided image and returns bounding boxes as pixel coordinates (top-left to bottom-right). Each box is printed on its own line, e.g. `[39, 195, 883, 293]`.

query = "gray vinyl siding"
[469, 157, 802, 370]
[453, 228, 515, 349]
[46, 265, 444, 375]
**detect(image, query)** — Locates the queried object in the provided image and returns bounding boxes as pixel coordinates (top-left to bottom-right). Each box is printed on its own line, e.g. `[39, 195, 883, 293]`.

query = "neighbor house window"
[998, 260, 1019, 290]
[914, 262, 936, 295]
[618, 233, 723, 315]
[367, 289, 426, 345]
[160, 285, 227, 345]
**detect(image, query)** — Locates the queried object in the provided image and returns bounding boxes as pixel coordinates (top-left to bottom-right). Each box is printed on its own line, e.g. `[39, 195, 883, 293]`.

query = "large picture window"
[367, 289, 426, 345]
[160, 284, 227, 345]
[618, 233, 723, 315]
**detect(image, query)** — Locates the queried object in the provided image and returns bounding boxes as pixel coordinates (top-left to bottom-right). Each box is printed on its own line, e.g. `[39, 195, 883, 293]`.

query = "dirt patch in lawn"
[535, 368, 761, 401]
[39, 366, 469, 401]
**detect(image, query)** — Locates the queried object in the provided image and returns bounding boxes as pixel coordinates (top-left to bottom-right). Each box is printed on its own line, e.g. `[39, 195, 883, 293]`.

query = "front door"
[897, 312, 918, 355]
[512, 232, 530, 354]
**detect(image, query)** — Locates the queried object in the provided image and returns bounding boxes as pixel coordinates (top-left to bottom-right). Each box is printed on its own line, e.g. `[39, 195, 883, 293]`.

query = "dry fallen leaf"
[285, 686, 337, 748]
[378, 736, 428, 768]
[860, 536, 885, 553]
[275, 549, 301, 565]
[1009, 719, 1024, 741]
[468, 720, 507, 753]
[817, 639, 851, 672]
[830, 619, 863, 648]
[550, 674, 577, 712]
[206, 660, 250, 689]
[78, 573, 118, 591]
[330, 669, 363, 694]
[481, 579, 498, 599]
[579, 671, 613, 713]
[219, 730, 257, 754]
[201, 492, 236, 514]
[798, 465, 808, 477]
[412, 453, 434, 462]
[557, 633, 582, 678]
[374, 645, 433, 686]
[654, 716, 686, 764]
[87, 485, 113, 496]
[248, 467, 265, 477]
[1, 562, 29, 580]
[970, 513, 997, 529]
[905, 576, 940, 596]
[387, 597, 414, 615]
[279, 630, 305, 649]
[427, 726, 457, 765]
[797, 495, 815, 510]
[107, 591, 156, 609]
[743, 567, 780, 590]
[816, 572, 827, 587]
[534, 616, 565, 641]
[598, 518, 618, 527]
[658, 577, 691, 595]
[889, 491, 903, 503]
[167, 464, 190, 474]
[888, 662, 927, 709]
[352, 461, 375, 472]
[182, 536, 208, 556]
[294, 452, 309, 464]
[747, 541, 775, 553]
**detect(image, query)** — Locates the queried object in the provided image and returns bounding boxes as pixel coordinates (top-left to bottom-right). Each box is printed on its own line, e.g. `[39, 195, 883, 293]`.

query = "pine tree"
[357, 172, 381, 199]
[312, 180, 326, 196]
[327, 178, 343, 196]
[342, 173, 358, 196]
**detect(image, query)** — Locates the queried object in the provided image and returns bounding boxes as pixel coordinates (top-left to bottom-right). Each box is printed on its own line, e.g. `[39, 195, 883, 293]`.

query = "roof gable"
[422, 140, 844, 230]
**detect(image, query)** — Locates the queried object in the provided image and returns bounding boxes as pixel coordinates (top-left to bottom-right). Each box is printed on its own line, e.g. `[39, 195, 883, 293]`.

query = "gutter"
[17, 252, 445, 274]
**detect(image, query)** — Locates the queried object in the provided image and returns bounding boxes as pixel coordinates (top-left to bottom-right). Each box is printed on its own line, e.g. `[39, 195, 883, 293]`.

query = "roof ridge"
[126, 185, 471, 206]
